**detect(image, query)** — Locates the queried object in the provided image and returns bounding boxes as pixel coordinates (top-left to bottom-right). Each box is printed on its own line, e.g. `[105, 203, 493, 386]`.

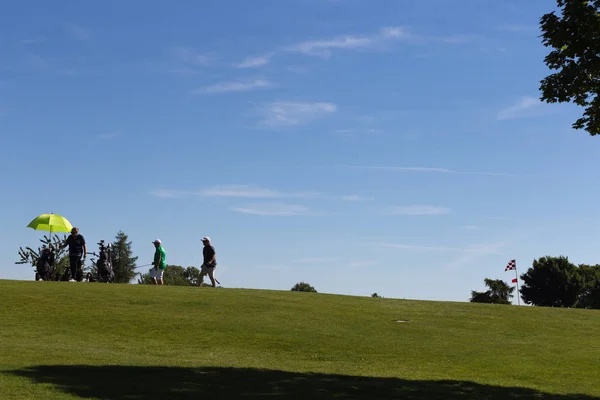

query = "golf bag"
[35, 247, 55, 281]
[95, 240, 115, 283]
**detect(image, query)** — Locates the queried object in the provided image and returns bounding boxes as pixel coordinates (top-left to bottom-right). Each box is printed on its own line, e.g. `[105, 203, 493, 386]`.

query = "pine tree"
[16, 234, 70, 280]
[470, 278, 515, 305]
[110, 231, 138, 283]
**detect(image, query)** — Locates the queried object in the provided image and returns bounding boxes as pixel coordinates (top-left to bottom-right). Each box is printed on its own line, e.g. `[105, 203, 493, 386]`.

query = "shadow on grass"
[6, 365, 598, 400]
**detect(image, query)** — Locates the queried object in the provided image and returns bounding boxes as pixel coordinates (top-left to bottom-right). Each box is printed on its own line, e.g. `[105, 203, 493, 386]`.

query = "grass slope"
[0, 280, 599, 399]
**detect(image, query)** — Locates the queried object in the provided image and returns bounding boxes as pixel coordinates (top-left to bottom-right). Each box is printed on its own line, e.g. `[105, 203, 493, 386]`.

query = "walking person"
[61, 227, 87, 282]
[150, 239, 166, 285]
[199, 236, 219, 287]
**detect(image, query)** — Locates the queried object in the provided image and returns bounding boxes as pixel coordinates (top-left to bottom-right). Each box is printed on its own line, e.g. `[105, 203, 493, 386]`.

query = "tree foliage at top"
[519, 256, 583, 307]
[291, 282, 317, 293]
[539, 0, 600, 135]
[470, 278, 515, 305]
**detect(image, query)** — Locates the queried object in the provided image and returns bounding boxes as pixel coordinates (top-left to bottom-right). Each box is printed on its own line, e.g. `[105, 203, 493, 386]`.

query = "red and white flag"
[505, 259, 516, 271]
[512, 278, 518, 283]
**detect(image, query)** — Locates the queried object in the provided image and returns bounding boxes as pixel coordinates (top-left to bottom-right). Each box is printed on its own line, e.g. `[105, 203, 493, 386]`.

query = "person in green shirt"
[150, 239, 166, 285]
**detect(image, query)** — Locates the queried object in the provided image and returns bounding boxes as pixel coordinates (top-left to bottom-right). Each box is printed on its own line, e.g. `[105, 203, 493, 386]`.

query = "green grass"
[0, 280, 599, 399]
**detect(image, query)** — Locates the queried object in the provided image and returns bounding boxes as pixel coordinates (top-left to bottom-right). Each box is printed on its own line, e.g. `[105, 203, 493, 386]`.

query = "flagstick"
[515, 260, 520, 306]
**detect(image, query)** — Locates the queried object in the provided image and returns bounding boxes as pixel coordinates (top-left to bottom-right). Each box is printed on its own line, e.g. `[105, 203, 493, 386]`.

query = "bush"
[291, 282, 317, 292]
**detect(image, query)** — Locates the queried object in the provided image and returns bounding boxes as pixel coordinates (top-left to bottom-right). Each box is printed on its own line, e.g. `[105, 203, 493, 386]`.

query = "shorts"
[150, 267, 164, 279]
[201, 264, 216, 274]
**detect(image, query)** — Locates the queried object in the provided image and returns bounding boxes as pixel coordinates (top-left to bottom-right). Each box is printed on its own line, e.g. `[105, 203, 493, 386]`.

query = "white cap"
[152, 239, 161, 244]
[201, 236, 210, 242]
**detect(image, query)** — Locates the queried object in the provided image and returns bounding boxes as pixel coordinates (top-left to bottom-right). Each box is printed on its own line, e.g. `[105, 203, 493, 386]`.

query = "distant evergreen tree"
[470, 278, 514, 305]
[110, 231, 138, 283]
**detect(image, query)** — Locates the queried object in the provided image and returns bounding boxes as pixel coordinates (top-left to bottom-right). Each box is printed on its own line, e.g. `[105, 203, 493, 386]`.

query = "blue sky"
[2, 0, 598, 303]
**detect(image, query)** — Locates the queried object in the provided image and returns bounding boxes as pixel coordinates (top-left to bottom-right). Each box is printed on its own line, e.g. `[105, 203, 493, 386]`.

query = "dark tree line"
[137, 265, 215, 287]
[520, 256, 600, 309]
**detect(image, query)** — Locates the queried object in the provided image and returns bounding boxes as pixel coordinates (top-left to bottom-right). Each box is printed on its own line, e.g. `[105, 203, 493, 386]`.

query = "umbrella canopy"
[27, 213, 73, 233]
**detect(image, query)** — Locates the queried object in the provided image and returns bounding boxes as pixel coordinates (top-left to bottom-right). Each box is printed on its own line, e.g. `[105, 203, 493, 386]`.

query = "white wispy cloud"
[260, 101, 337, 126]
[375, 243, 471, 252]
[339, 195, 372, 202]
[174, 46, 214, 66]
[342, 165, 513, 177]
[149, 189, 191, 198]
[375, 240, 507, 271]
[497, 96, 543, 120]
[24, 52, 47, 70]
[236, 53, 273, 68]
[496, 25, 538, 32]
[287, 35, 373, 57]
[19, 35, 46, 44]
[167, 68, 204, 76]
[282, 26, 479, 58]
[285, 26, 412, 57]
[374, 242, 502, 254]
[98, 131, 120, 140]
[201, 185, 315, 198]
[58, 68, 103, 77]
[292, 257, 341, 263]
[190, 79, 272, 94]
[332, 128, 384, 136]
[442, 242, 507, 270]
[269, 265, 292, 271]
[348, 260, 379, 268]
[380, 27, 411, 39]
[437, 34, 481, 44]
[287, 65, 309, 74]
[149, 185, 365, 201]
[231, 203, 316, 216]
[380, 242, 507, 269]
[64, 23, 91, 41]
[464, 225, 480, 230]
[290, 258, 377, 267]
[333, 129, 353, 135]
[386, 205, 450, 216]
[234, 25, 476, 70]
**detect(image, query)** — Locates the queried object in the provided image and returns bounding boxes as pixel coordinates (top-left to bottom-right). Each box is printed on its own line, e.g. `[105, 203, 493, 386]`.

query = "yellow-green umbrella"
[27, 213, 73, 234]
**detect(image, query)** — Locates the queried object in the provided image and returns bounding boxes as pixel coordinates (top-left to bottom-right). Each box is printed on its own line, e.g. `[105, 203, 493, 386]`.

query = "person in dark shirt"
[199, 236, 219, 287]
[61, 227, 87, 282]
[36, 246, 55, 281]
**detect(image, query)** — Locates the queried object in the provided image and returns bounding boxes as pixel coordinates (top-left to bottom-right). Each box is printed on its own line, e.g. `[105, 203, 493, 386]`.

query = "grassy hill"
[0, 280, 598, 399]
